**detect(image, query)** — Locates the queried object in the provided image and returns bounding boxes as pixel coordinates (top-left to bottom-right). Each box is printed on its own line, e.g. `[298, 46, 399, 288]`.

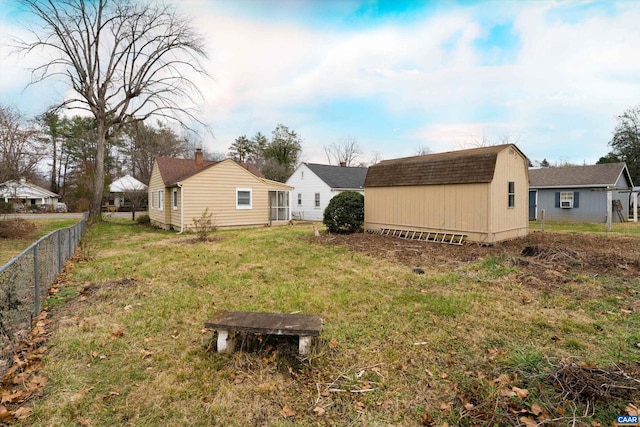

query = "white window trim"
[172, 189, 178, 210]
[150, 191, 155, 208]
[314, 192, 320, 208]
[157, 189, 163, 211]
[236, 188, 252, 209]
[297, 193, 302, 206]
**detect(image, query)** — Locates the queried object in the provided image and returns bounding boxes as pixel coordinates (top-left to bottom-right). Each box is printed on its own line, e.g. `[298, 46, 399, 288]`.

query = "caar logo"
[617, 415, 639, 426]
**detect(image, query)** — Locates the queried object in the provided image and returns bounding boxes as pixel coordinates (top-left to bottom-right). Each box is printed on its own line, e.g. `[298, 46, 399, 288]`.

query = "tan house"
[148, 150, 293, 231]
[364, 144, 529, 244]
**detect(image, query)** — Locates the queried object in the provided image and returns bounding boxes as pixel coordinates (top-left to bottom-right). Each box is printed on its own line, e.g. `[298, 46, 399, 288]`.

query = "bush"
[0, 218, 36, 239]
[323, 191, 364, 234]
[192, 208, 216, 241]
[136, 214, 151, 225]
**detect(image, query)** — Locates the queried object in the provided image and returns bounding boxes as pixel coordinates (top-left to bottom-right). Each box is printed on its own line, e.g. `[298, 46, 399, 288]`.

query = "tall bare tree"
[324, 136, 362, 166]
[0, 105, 45, 183]
[18, 0, 209, 217]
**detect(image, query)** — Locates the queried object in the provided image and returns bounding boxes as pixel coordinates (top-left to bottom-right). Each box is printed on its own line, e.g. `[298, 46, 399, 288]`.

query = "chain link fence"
[0, 214, 88, 375]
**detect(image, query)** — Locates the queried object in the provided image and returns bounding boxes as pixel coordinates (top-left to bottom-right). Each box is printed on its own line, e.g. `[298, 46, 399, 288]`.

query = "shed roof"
[0, 179, 59, 199]
[529, 163, 633, 188]
[304, 163, 368, 189]
[155, 157, 264, 186]
[365, 144, 521, 187]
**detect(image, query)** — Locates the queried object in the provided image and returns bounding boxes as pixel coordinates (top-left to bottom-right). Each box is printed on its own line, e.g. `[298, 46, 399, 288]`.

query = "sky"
[1, 0, 640, 166]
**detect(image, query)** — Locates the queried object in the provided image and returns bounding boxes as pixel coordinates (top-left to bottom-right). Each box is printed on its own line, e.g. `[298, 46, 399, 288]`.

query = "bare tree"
[0, 105, 45, 183]
[18, 0, 209, 218]
[324, 136, 362, 166]
[414, 145, 431, 156]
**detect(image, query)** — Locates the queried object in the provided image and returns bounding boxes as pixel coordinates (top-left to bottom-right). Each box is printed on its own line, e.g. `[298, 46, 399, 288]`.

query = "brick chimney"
[195, 148, 204, 169]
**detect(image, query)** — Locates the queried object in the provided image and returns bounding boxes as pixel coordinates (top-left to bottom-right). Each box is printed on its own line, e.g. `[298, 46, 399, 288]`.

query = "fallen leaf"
[355, 401, 366, 411]
[464, 403, 474, 411]
[362, 381, 372, 390]
[625, 403, 640, 416]
[439, 372, 448, 379]
[439, 402, 451, 411]
[1, 390, 24, 404]
[12, 406, 32, 420]
[499, 388, 516, 398]
[493, 374, 510, 385]
[512, 386, 529, 399]
[329, 339, 338, 349]
[30, 376, 48, 388]
[312, 406, 325, 416]
[280, 404, 296, 418]
[530, 402, 543, 416]
[0, 405, 12, 421]
[590, 422, 602, 427]
[519, 416, 536, 427]
[112, 329, 125, 338]
[70, 387, 93, 403]
[124, 305, 132, 310]
[140, 350, 153, 359]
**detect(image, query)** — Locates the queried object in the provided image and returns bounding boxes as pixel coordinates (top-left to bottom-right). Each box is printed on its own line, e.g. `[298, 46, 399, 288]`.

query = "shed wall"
[364, 183, 491, 241]
[488, 147, 529, 240]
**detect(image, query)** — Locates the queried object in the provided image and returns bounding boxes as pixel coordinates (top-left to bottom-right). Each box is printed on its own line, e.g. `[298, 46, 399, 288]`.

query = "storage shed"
[364, 144, 529, 244]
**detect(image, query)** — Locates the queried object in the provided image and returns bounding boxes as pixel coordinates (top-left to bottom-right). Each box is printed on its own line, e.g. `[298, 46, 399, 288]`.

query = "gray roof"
[529, 163, 633, 188]
[305, 163, 368, 189]
[365, 144, 525, 187]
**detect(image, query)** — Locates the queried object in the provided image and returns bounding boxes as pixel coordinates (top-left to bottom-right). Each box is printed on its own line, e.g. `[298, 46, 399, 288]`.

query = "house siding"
[536, 188, 630, 223]
[148, 165, 167, 228]
[286, 164, 334, 221]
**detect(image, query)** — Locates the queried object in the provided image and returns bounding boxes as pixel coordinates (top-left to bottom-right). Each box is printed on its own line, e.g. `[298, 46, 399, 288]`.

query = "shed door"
[528, 190, 537, 221]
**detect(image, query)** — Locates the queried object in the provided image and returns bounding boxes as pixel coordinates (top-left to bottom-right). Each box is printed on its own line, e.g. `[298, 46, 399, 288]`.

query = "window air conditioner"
[560, 201, 572, 209]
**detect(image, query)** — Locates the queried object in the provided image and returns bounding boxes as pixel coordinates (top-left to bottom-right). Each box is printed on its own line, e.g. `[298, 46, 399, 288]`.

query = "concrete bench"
[205, 311, 323, 355]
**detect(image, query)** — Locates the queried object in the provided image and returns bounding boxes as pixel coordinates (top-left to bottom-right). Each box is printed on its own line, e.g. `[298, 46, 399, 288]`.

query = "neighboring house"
[107, 175, 148, 211]
[528, 163, 636, 223]
[0, 178, 61, 212]
[148, 149, 293, 231]
[286, 163, 368, 221]
[364, 144, 529, 244]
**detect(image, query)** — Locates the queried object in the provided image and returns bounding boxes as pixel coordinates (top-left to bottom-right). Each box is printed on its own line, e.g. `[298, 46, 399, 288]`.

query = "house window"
[315, 193, 320, 208]
[172, 189, 178, 210]
[297, 193, 302, 206]
[560, 191, 574, 209]
[157, 189, 163, 211]
[508, 181, 515, 208]
[237, 188, 252, 209]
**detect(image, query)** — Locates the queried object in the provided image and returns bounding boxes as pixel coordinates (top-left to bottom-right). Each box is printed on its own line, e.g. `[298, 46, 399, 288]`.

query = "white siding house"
[286, 163, 368, 221]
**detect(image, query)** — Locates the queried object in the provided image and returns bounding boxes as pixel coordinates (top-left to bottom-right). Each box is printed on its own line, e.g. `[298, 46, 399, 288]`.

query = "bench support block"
[217, 329, 236, 353]
[299, 336, 312, 355]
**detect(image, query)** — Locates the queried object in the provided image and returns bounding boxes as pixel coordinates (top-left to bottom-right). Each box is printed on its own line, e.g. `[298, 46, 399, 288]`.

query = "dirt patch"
[0, 218, 36, 239]
[309, 231, 640, 288]
[80, 277, 138, 296]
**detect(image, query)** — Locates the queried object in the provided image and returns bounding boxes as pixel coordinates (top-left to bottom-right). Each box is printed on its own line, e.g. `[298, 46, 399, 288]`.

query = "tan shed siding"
[364, 183, 491, 235]
[148, 162, 169, 229]
[489, 148, 529, 237]
[181, 161, 269, 230]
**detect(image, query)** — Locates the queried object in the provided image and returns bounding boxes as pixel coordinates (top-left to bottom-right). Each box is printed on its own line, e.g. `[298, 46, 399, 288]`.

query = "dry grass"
[0, 218, 79, 265]
[6, 220, 640, 426]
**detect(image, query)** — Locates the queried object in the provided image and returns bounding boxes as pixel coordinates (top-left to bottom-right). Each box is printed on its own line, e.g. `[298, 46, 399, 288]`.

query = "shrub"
[192, 208, 216, 241]
[0, 218, 36, 239]
[323, 191, 364, 234]
[136, 214, 151, 225]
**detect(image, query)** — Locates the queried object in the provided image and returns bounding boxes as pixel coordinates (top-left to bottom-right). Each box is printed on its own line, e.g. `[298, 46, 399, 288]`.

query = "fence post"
[34, 245, 40, 315]
[57, 229, 62, 274]
[607, 190, 612, 232]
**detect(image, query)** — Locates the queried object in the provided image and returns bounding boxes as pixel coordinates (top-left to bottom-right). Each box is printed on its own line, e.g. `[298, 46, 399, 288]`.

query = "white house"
[108, 175, 148, 210]
[286, 163, 368, 221]
[0, 178, 60, 212]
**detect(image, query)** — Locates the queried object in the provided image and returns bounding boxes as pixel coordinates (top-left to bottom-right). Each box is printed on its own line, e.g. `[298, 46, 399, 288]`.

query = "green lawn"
[9, 220, 640, 426]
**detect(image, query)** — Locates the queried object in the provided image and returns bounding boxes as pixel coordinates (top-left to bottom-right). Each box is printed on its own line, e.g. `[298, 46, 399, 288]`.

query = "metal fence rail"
[0, 214, 87, 375]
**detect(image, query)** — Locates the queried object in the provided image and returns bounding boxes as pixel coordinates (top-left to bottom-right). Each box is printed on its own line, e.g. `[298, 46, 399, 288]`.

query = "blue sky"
[1, 0, 640, 165]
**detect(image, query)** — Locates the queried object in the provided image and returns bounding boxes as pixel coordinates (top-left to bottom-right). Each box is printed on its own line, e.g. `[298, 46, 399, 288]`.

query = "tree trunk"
[90, 122, 106, 218]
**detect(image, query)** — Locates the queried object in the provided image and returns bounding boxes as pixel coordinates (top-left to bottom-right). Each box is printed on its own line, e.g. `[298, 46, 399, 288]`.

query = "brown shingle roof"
[529, 163, 632, 188]
[155, 157, 264, 185]
[365, 144, 518, 187]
